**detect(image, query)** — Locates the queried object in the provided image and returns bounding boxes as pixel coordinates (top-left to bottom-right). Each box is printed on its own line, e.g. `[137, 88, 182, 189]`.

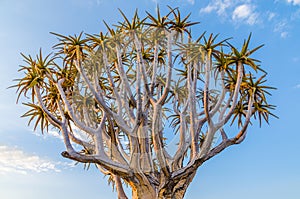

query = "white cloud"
[274, 20, 289, 38]
[200, 1, 260, 25]
[200, 4, 215, 14]
[187, 0, 195, 5]
[39, 128, 92, 151]
[233, 4, 251, 19]
[291, 8, 300, 20]
[287, 0, 300, 5]
[232, 4, 259, 25]
[267, 12, 276, 21]
[48, 130, 63, 139]
[0, 145, 63, 175]
[200, 0, 235, 16]
[32, 130, 63, 141]
[295, 84, 300, 88]
[151, 0, 194, 5]
[280, 31, 288, 38]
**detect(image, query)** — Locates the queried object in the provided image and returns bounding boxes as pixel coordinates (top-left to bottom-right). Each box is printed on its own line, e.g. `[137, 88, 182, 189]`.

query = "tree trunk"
[132, 184, 156, 199]
[158, 172, 197, 199]
[131, 171, 196, 199]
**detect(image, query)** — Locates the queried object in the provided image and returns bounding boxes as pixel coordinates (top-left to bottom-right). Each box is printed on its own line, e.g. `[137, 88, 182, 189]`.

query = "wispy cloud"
[295, 84, 300, 88]
[232, 4, 259, 25]
[45, 128, 91, 144]
[280, 31, 288, 38]
[200, 0, 260, 25]
[267, 12, 276, 21]
[200, 0, 235, 16]
[187, 0, 195, 5]
[0, 145, 70, 175]
[32, 130, 63, 141]
[287, 0, 300, 6]
[200, 0, 300, 38]
[34, 128, 92, 152]
[291, 7, 300, 20]
[47, 130, 63, 139]
[274, 20, 289, 38]
[150, 0, 194, 5]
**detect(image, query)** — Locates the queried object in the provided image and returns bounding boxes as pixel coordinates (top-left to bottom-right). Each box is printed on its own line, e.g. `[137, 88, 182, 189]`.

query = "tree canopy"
[12, 7, 277, 199]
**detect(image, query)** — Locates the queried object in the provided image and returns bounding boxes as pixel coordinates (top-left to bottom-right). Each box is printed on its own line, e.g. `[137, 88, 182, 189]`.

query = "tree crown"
[11, 7, 277, 198]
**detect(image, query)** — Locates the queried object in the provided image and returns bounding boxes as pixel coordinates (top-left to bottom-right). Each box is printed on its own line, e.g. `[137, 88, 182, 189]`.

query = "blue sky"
[0, 0, 300, 198]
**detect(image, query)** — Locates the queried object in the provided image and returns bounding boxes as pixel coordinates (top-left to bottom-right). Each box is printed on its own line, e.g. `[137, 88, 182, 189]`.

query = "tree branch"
[157, 31, 173, 105]
[187, 62, 198, 159]
[151, 103, 170, 177]
[74, 60, 133, 135]
[34, 86, 62, 126]
[217, 62, 244, 127]
[56, 79, 97, 136]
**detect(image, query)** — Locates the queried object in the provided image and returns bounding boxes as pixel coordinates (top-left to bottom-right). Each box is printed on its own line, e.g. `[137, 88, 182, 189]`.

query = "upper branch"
[157, 31, 173, 105]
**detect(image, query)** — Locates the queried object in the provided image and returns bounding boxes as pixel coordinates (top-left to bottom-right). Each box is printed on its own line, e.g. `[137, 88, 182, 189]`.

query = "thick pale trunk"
[160, 189, 185, 199]
[161, 170, 197, 199]
[131, 171, 196, 199]
[132, 184, 156, 199]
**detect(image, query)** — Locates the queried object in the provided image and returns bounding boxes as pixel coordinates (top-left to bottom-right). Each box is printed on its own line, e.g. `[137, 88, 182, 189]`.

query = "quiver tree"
[12, 7, 277, 199]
